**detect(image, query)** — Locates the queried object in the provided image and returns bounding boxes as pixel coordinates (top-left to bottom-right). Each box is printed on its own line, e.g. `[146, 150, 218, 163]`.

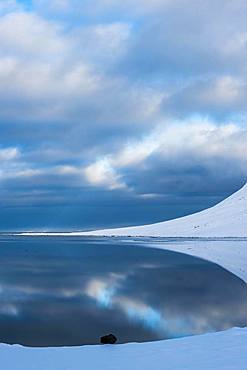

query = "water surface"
[0, 236, 247, 346]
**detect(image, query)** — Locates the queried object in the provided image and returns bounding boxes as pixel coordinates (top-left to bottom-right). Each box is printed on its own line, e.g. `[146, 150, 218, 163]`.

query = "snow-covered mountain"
[84, 183, 247, 237]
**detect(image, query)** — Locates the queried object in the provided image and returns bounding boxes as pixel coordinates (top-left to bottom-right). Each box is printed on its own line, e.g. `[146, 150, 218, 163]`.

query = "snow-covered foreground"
[1, 327, 247, 370]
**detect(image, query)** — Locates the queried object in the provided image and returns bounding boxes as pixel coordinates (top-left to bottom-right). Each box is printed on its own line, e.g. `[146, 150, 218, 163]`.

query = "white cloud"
[74, 22, 132, 63]
[138, 193, 162, 199]
[84, 118, 247, 190]
[53, 165, 80, 175]
[0, 147, 19, 161]
[84, 158, 126, 190]
[114, 137, 158, 168]
[0, 12, 67, 57]
[212, 76, 242, 103]
[14, 169, 44, 178]
[0, 10, 163, 128]
[166, 75, 247, 117]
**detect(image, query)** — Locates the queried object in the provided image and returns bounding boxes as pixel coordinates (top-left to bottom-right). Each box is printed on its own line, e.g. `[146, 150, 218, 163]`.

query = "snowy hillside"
[83, 183, 247, 237]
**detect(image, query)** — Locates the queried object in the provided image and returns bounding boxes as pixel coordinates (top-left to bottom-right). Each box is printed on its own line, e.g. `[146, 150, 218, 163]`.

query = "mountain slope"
[85, 183, 247, 237]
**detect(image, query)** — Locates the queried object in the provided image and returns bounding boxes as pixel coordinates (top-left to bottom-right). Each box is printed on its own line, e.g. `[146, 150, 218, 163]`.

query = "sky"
[0, 0, 246, 231]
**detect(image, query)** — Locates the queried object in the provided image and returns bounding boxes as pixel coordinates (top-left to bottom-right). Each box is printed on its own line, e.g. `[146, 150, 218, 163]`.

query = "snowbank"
[1, 327, 247, 370]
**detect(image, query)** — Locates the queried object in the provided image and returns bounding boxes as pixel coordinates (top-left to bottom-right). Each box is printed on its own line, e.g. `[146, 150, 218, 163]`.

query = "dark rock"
[100, 333, 117, 344]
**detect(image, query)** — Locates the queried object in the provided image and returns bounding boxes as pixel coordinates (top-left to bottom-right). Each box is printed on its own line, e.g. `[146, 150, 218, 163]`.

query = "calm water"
[0, 236, 247, 346]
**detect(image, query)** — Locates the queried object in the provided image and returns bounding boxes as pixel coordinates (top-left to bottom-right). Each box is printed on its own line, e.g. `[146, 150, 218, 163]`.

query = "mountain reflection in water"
[0, 236, 246, 346]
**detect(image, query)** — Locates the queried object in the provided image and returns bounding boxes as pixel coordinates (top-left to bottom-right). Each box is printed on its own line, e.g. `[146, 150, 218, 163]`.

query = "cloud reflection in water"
[0, 236, 246, 346]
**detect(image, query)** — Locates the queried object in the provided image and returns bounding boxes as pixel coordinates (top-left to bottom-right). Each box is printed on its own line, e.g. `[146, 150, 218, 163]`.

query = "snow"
[0, 327, 247, 370]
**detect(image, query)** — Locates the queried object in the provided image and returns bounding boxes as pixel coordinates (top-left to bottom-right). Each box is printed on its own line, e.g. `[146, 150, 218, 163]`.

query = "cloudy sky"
[0, 0, 246, 231]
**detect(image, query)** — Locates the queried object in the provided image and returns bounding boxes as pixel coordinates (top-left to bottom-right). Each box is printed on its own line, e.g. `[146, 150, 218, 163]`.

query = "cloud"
[0, 0, 246, 230]
[84, 158, 126, 190]
[118, 0, 247, 78]
[84, 119, 247, 189]
[0, 11, 67, 57]
[165, 76, 247, 118]
[0, 10, 161, 140]
[0, 147, 19, 161]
